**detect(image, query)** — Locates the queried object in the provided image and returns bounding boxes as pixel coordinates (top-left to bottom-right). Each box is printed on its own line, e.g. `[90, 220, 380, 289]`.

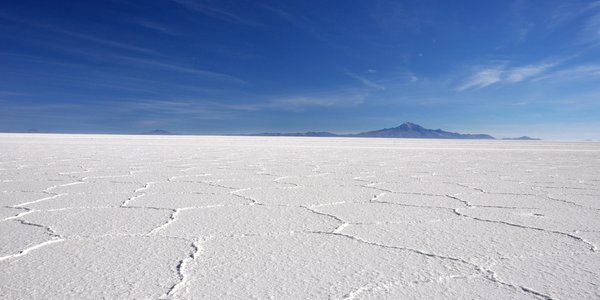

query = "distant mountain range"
[2, 123, 541, 140]
[250, 122, 518, 140]
[350, 122, 495, 139]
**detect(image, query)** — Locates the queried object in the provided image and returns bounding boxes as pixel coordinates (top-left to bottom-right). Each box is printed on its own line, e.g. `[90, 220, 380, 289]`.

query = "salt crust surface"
[1, 134, 599, 299]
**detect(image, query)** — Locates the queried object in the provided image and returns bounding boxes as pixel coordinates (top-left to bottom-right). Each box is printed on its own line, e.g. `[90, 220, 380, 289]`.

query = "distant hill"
[251, 131, 337, 137]
[0, 128, 48, 133]
[502, 136, 541, 140]
[138, 129, 175, 135]
[352, 122, 496, 139]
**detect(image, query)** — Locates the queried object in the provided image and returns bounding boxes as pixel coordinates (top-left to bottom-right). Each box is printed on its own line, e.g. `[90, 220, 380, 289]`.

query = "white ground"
[1, 134, 599, 299]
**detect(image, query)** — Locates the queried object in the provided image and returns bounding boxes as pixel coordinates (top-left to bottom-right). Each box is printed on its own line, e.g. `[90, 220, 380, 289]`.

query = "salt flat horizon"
[3, 132, 600, 144]
[1, 134, 599, 299]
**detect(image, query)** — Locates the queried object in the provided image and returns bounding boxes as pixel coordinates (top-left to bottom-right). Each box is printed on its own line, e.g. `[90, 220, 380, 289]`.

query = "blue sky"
[1, 0, 600, 139]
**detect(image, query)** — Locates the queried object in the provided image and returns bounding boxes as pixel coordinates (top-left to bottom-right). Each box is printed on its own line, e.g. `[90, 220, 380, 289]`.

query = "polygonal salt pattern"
[1, 134, 599, 299]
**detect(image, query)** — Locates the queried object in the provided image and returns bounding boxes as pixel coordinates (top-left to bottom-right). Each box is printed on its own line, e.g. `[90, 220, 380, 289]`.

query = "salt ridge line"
[445, 193, 598, 252]
[302, 196, 553, 299]
[121, 182, 154, 207]
[0, 239, 65, 262]
[453, 207, 598, 252]
[0, 215, 66, 262]
[1, 179, 87, 221]
[163, 241, 203, 299]
[310, 230, 554, 300]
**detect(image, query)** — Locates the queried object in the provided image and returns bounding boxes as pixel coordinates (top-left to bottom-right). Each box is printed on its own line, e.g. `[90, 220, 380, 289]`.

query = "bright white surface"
[1, 134, 599, 299]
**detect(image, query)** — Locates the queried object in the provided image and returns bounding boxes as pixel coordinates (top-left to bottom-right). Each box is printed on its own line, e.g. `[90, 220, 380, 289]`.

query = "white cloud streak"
[458, 68, 503, 91]
[505, 63, 556, 83]
[114, 56, 247, 84]
[222, 91, 367, 112]
[170, 0, 262, 27]
[459, 62, 557, 91]
[129, 19, 180, 36]
[345, 72, 386, 90]
[0, 13, 157, 54]
[533, 65, 600, 81]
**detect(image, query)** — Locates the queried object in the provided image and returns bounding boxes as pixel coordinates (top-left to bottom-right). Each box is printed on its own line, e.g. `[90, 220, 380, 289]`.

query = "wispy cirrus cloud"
[269, 92, 366, 111]
[583, 9, 600, 41]
[508, 1, 600, 46]
[345, 72, 386, 90]
[546, 1, 600, 43]
[505, 63, 557, 82]
[0, 91, 29, 97]
[170, 0, 262, 27]
[538, 0, 600, 32]
[458, 68, 503, 91]
[113, 99, 228, 119]
[128, 19, 180, 36]
[0, 13, 157, 54]
[112, 87, 367, 119]
[114, 56, 247, 84]
[223, 90, 368, 112]
[49, 27, 157, 54]
[533, 64, 600, 81]
[458, 62, 558, 91]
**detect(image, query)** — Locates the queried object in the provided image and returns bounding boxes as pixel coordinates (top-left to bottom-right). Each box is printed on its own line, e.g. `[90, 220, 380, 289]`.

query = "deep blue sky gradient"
[1, 0, 600, 139]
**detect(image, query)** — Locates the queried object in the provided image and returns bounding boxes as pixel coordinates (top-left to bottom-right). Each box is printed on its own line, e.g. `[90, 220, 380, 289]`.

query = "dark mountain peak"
[354, 122, 496, 139]
[396, 122, 422, 130]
